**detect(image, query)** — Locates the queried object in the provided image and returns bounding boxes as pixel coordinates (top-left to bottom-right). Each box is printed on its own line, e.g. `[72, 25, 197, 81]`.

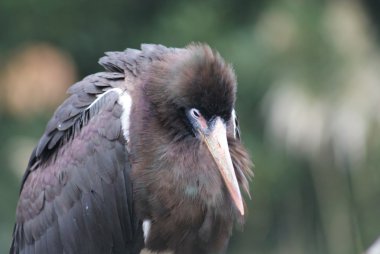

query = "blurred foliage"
[1, 0, 380, 254]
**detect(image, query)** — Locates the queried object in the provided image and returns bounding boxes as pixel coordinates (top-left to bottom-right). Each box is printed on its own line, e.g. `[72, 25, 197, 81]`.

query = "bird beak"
[200, 117, 244, 216]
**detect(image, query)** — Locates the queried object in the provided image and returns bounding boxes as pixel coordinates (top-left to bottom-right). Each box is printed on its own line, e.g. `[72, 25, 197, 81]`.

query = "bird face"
[186, 107, 244, 215]
[134, 44, 250, 219]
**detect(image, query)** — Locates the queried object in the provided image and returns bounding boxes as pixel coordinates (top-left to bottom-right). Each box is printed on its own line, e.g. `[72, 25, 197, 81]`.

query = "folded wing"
[10, 72, 143, 254]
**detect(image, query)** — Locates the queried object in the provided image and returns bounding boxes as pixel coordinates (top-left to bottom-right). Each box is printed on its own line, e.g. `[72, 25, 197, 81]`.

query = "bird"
[10, 43, 253, 254]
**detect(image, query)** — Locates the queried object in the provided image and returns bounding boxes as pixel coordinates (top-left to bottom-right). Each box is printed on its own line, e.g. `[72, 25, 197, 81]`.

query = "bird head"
[136, 44, 250, 216]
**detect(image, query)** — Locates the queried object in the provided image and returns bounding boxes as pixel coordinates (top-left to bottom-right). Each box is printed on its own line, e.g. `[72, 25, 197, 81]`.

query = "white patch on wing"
[117, 91, 132, 142]
[143, 220, 151, 243]
[232, 109, 237, 138]
[86, 88, 132, 146]
[86, 88, 123, 110]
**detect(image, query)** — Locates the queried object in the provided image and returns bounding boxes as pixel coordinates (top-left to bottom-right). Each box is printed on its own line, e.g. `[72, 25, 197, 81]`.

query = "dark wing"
[10, 72, 143, 254]
[10, 44, 179, 254]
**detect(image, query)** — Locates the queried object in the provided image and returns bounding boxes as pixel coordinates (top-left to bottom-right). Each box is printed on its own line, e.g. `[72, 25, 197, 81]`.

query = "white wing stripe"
[118, 92, 133, 142]
[86, 88, 132, 145]
[86, 88, 123, 110]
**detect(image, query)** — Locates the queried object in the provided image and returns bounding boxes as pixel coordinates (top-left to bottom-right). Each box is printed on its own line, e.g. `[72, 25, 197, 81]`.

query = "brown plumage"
[10, 43, 252, 254]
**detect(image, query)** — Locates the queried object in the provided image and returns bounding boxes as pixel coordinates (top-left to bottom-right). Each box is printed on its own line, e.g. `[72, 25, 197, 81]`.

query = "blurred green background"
[1, 0, 380, 253]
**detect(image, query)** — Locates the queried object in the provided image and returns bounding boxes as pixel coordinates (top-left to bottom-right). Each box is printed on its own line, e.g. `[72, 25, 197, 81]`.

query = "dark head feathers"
[99, 44, 183, 76]
[144, 44, 237, 124]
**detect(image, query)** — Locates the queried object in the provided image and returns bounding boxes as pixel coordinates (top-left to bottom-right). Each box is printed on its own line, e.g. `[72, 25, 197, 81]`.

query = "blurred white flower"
[261, 0, 380, 168]
[367, 237, 380, 254]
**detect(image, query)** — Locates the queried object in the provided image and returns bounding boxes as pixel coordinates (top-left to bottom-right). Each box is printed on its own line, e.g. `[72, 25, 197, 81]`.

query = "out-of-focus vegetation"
[1, 0, 380, 253]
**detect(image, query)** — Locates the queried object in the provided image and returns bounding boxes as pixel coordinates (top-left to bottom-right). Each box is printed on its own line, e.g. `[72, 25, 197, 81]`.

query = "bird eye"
[190, 108, 201, 119]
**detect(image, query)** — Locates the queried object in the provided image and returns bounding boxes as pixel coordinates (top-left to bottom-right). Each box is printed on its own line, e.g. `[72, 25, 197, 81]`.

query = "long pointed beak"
[200, 118, 244, 216]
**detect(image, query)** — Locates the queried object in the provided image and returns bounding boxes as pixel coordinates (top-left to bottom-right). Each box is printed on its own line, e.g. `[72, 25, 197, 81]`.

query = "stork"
[10, 44, 252, 254]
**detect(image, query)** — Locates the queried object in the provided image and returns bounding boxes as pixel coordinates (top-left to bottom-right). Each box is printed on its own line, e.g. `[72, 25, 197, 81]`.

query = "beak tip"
[230, 191, 245, 216]
[237, 199, 245, 216]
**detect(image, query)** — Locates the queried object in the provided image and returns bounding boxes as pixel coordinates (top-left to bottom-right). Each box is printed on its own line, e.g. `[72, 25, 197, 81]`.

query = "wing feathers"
[12, 70, 144, 253]
[10, 45, 179, 253]
[45, 223, 62, 254]
[35, 73, 124, 159]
